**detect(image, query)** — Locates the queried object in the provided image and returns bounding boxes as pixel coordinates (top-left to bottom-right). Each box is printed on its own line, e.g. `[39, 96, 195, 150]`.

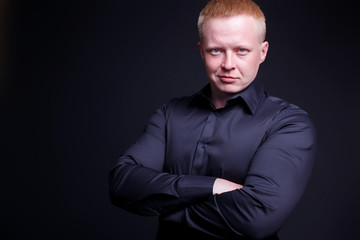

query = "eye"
[236, 48, 249, 55]
[209, 48, 221, 55]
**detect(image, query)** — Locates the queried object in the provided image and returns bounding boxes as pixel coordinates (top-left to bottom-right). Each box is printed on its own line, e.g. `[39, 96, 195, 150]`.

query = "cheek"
[239, 57, 260, 75]
[204, 57, 221, 73]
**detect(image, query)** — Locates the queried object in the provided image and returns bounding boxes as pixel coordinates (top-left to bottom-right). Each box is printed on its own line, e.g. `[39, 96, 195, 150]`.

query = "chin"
[219, 85, 246, 95]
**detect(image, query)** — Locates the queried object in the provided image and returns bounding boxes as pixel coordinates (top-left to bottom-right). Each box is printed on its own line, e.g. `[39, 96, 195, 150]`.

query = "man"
[109, 0, 316, 239]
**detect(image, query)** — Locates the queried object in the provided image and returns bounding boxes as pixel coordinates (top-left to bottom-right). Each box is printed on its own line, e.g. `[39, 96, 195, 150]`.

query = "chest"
[163, 106, 270, 183]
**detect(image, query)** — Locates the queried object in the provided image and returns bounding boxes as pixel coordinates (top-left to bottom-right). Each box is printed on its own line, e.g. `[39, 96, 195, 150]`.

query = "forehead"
[202, 15, 261, 45]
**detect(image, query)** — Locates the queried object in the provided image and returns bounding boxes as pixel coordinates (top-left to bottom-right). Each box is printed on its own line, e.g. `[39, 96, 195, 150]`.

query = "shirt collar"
[191, 79, 265, 115]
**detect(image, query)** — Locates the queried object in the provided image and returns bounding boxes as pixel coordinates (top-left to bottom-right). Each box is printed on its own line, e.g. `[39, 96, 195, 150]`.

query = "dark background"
[1, 0, 359, 239]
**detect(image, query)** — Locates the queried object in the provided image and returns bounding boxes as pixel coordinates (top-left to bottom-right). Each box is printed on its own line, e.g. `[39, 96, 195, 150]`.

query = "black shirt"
[109, 80, 316, 239]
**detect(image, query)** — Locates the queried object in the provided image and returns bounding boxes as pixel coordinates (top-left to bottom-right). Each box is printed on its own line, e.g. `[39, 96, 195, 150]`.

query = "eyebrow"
[205, 45, 253, 50]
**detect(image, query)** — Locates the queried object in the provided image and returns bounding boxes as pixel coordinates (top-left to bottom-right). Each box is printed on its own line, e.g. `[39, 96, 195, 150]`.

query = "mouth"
[218, 75, 239, 83]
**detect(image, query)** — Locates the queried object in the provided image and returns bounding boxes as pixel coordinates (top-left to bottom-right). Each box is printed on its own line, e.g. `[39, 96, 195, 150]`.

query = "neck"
[210, 87, 234, 109]
[212, 95, 231, 109]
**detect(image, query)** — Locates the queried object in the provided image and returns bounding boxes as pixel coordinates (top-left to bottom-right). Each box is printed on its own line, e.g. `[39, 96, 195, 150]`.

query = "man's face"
[198, 15, 269, 99]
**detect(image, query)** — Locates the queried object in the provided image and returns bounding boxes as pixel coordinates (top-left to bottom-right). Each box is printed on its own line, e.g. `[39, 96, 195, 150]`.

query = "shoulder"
[261, 94, 311, 120]
[159, 94, 196, 114]
[261, 95, 316, 139]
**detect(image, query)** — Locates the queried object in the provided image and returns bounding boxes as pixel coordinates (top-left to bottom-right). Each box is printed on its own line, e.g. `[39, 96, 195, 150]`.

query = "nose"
[222, 53, 235, 70]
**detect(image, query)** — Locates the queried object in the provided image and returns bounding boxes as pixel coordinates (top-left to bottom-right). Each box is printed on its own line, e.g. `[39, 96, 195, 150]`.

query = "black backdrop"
[1, 0, 360, 239]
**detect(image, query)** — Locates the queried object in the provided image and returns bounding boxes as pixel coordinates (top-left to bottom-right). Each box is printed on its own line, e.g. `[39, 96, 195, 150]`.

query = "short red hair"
[198, 0, 266, 43]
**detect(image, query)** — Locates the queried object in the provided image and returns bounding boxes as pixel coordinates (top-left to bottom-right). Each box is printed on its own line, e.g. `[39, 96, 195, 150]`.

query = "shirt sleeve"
[161, 108, 317, 239]
[109, 103, 217, 216]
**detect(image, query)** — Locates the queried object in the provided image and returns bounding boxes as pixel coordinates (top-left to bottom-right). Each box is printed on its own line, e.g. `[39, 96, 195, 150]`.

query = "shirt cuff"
[177, 175, 217, 203]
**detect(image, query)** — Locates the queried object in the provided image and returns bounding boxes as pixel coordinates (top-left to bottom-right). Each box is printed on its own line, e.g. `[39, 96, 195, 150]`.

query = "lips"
[218, 75, 239, 83]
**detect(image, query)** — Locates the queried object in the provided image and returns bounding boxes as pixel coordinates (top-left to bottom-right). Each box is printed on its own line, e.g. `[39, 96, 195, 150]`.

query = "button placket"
[191, 111, 217, 174]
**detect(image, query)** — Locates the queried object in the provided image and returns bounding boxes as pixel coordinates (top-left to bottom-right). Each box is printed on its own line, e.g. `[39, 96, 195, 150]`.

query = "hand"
[213, 178, 243, 195]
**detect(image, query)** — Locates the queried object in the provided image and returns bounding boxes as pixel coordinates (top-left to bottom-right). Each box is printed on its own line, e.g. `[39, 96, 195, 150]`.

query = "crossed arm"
[109, 105, 316, 238]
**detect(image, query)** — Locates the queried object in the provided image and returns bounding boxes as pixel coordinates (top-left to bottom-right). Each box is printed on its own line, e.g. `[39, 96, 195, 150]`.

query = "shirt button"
[202, 144, 207, 149]
[215, 112, 220, 116]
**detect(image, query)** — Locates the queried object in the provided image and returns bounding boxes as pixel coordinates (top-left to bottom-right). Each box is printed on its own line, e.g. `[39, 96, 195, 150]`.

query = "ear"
[198, 41, 205, 60]
[260, 41, 269, 63]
